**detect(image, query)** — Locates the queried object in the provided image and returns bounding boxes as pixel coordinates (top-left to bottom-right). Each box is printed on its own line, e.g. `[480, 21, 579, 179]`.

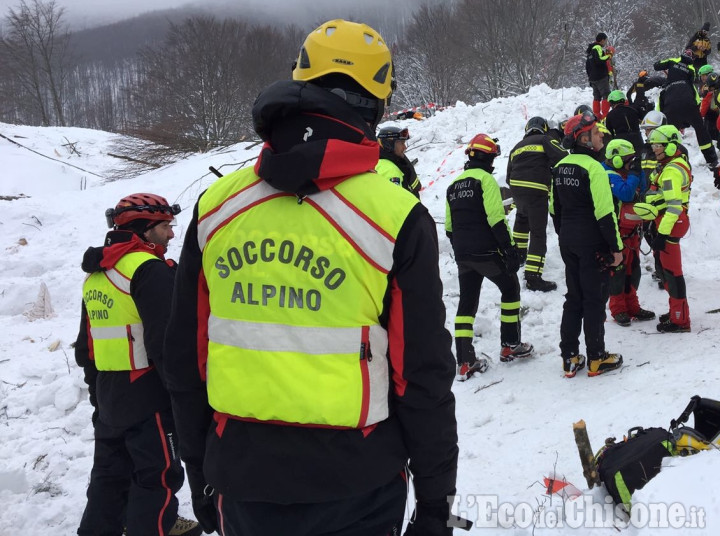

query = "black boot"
[525, 273, 557, 292]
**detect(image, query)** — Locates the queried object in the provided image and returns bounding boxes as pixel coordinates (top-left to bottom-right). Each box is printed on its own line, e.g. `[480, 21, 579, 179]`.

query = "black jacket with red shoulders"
[163, 80, 458, 507]
[74, 231, 176, 427]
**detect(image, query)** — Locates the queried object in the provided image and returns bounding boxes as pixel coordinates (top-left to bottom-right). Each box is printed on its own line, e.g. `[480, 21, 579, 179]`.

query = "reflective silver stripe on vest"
[89, 322, 149, 369]
[197, 180, 277, 251]
[308, 191, 395, 273]
[209, 314, 360, 354]
[208, 315, 389, 425]
[365, 322, 389, 425]
[105, 269, 132, 294]
[197, 181, 395, 273]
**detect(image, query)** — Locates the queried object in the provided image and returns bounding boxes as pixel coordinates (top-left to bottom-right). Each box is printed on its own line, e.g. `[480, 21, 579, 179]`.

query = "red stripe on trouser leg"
[593, 100, 601, 116]
[154, 412, 173, 536]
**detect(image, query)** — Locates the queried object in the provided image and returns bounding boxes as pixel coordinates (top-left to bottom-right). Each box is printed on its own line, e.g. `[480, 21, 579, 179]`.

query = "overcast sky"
[0, 0, 416, 30]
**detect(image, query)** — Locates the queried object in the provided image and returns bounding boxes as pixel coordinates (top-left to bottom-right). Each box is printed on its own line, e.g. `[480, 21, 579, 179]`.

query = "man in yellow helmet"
[164, 19, 460, 536]
[75, 194, 200, 535]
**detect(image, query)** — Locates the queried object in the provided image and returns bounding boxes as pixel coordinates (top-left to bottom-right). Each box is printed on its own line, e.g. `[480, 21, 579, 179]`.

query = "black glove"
[404, 501, 472, 536]
[191, 488, 218, 534]
[652, 233, 668, 252]
[501, 246, 521, 273]
[186, 466, 218, 534]
[713, 165, 720, 190]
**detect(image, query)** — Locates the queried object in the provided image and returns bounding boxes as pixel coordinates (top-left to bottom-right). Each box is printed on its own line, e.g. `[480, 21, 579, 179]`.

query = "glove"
[191, 488, 218, 534]
[652, 233, 668, 252]
[713, 165, 720, 189]
[501, 246, 521, 273]
[403, 502, 452, 536]
[404, 501, 472, 536]
[186, 465, 218, 534]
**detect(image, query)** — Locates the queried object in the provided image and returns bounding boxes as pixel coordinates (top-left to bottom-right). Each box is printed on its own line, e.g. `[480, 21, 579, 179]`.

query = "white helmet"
[640, 110, 667, 130]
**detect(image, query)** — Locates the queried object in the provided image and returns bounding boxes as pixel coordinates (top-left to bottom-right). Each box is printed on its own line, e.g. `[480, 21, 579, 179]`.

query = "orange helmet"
[465, 134, 501, 158]
[105, 193, 180, 229]
[563, 111, 597, 140]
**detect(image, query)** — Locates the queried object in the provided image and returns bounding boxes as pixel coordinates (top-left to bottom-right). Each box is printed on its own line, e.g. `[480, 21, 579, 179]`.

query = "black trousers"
[511, 188, 550, 276]
[663, 86, 716, 163]
[215, 472, 407, 536]
[559, 245, 610, 360]
[454, 257, 521, 364]
[78, 407, 184, 536]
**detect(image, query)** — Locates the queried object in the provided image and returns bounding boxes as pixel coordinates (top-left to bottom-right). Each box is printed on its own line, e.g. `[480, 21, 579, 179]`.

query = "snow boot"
[587, 352, 623, 377]
[456, 358, 488, 381]
[631, 308, 655, 321]
[170, 517, 202, 536]
[656, 319, 691, 333]
[613, 312, 632, 327]
[659, 312, 670, 324]
[500, 342, 534, 362]
[525, 273, 557, 292]
[563, 354, 586, 378]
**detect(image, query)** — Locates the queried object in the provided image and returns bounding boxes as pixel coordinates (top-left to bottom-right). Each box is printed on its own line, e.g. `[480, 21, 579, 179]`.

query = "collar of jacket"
[81, 230, 164, 274]
[464, 159, 494, 173]
[252, 80, 380, 197]
[379, 149, 417, 181]
[571, 145, 602, 160]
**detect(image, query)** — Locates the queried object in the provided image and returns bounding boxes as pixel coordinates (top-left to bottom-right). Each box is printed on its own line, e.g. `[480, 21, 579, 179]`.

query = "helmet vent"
[373, 63, 390, 84]
[298, 47, 310, 69]
[325, 26, 336, 37]
[363, 32, 374, 44]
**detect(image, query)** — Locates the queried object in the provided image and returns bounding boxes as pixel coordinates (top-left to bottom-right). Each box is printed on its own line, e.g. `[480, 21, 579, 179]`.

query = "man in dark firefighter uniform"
[601, 139, 656, 327]
[646, 125, 693, 333]
[506, 116, 567, 292]
[376, 125, 422, 198]
[551, 112, 624, 378]
[446, 133, 534, 380]
[654, 50, 719, 169]
[75, 194, 200, 536]
[163, 19, 460, 536]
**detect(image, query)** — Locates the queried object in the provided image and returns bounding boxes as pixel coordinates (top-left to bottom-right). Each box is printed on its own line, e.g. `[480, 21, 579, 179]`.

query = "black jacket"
[75, 231, 176, 428]
[654, 56, 696, 86]
[506, 132, 567, 191]
[446, 160, 513, 260]
[550, 147, 623, 253]
[586, 42, 611, 81]
[605, 104, 644, 151]
[163, 80, 458, 505]
[626, 74, 666, 117]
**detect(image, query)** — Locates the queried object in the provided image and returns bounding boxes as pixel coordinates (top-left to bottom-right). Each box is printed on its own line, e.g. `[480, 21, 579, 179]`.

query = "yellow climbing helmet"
[292, 19, 394, 100]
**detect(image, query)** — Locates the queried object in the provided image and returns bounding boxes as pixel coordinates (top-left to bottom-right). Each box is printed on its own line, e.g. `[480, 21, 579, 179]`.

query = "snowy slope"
[0, 84, 719, 535]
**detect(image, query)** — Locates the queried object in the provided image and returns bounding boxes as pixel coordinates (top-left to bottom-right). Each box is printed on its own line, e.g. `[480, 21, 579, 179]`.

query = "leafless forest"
[1, 0, 719, 155]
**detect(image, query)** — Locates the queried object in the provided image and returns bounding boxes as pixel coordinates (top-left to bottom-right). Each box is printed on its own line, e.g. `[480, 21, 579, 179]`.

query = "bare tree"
[0, 0, 72, 126]
[397, 3, 468, 107]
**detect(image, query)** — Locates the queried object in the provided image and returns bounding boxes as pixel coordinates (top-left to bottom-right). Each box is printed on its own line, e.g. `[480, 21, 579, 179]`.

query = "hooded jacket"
[75, 231, 176, 427]
[163, 80, 458, 505]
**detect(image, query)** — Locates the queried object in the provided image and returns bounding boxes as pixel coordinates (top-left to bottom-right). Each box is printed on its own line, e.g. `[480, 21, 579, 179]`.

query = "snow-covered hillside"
[1, 84, 719, 535]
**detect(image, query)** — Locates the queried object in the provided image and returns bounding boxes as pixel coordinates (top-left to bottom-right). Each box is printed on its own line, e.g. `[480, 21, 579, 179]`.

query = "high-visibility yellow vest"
[655, 157, 692, 235]
[197, 168, 418, 428]
[82, 251, 157, 371]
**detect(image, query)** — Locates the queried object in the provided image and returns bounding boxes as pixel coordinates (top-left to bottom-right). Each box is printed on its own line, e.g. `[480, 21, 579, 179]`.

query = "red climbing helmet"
[105, 193, 181, 229]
